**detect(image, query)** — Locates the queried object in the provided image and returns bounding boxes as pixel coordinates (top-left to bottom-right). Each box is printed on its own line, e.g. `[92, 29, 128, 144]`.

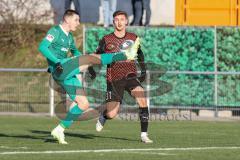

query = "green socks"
[60, 105, 83, 128]
[101, 52, 127, 65]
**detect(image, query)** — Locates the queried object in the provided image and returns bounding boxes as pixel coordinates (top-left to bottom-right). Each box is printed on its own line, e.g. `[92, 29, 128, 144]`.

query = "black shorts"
[106, 78, 142, 103]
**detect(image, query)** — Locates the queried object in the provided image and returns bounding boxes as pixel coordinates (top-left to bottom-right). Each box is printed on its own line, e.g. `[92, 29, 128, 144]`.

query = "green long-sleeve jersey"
[38, 25, 81, 71]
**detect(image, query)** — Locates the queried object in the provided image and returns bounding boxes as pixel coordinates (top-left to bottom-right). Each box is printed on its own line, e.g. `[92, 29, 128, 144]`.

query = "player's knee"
[74, 93, 89, 110]
[132, 86, 145, 98]
[106, 112, 118, 119]
[75, 99, 89, 111]
[80, 101, 89, 111]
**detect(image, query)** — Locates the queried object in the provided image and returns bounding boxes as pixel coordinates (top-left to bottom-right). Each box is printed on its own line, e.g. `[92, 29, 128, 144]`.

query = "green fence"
[84, 27, 240, 107]
[217, 28, 240, 107]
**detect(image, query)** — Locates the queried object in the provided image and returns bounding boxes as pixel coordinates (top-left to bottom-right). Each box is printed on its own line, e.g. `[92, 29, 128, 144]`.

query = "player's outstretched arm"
[80, 37, 141, 66]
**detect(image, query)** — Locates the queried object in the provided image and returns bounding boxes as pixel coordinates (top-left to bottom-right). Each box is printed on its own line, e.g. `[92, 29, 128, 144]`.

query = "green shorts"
[52, 56, 83, 101]
[53, 56, 80, 81]
[55, 75, 83, 101]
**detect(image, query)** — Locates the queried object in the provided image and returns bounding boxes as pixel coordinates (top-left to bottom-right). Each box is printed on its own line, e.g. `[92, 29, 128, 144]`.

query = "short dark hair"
[113, 10, 128, 19]
[63, 9, 79, 19]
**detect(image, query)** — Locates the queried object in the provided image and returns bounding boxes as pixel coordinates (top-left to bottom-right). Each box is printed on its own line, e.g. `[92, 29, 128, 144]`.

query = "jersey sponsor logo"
[46, 34, 54, 42]
[106, 42, 117, 51]
[61, 47, 68, 52]
[120, 40, 134, 50]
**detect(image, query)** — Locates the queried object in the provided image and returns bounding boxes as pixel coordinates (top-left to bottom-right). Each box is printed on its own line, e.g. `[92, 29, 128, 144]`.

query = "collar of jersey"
[59, 24, 69, 36]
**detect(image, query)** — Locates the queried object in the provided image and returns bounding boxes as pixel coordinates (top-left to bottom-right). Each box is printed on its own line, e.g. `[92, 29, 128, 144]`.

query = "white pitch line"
[1, 146, 240, 155]
[126, 151, 175, 156]
[0, 146, 28, 150]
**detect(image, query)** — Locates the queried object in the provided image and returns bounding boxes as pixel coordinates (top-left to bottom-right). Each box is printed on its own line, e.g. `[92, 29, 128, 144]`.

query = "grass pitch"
[0, 116, 240, 160]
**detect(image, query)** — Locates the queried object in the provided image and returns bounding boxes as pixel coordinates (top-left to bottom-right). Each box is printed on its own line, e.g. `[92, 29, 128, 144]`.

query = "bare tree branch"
[0, 0, 53, 55]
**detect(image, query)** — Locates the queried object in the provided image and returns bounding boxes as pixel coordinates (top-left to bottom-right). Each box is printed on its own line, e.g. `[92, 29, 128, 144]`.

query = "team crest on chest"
[106, 42, 117, 51]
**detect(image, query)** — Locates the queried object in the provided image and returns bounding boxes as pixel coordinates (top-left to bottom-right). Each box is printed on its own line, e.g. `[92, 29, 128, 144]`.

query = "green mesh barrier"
[84, 27, 239, 107]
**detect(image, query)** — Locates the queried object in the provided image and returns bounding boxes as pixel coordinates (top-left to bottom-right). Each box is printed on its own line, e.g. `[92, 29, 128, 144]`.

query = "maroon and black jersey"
[96, 32, 142, 82]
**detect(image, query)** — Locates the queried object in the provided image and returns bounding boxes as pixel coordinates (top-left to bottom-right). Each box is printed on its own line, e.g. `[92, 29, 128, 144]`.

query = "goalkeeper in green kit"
[38, 9, 140, 144]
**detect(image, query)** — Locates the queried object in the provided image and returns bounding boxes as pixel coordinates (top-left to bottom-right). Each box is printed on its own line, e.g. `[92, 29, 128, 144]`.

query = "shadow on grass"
[0, 132, 56, 143]
[31, 130, 138, 142]
[0, 130, 138, 144]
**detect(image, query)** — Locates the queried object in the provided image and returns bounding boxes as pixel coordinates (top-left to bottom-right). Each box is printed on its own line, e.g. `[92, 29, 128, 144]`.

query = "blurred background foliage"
[85, 27, 239, 107]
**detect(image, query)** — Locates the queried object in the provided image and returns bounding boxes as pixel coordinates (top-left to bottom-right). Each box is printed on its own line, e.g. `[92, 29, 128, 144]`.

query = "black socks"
[139, 107, 149, 132]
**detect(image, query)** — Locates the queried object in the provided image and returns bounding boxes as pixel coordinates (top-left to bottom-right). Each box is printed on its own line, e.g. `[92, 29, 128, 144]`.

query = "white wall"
[100, 0, 176, 26]
[150, 0, 175, 25]
[0, 0, 176, 25]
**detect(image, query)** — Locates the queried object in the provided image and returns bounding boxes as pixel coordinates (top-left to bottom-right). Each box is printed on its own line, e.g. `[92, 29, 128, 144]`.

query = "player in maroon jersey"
[91, 10, 152, 143]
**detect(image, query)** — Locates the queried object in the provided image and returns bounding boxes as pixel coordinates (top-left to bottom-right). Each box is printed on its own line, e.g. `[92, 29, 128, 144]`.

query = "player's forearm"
[95, 38, 106, 54]
[137, 48, 146, 71]
[38, 40, 59, 64]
